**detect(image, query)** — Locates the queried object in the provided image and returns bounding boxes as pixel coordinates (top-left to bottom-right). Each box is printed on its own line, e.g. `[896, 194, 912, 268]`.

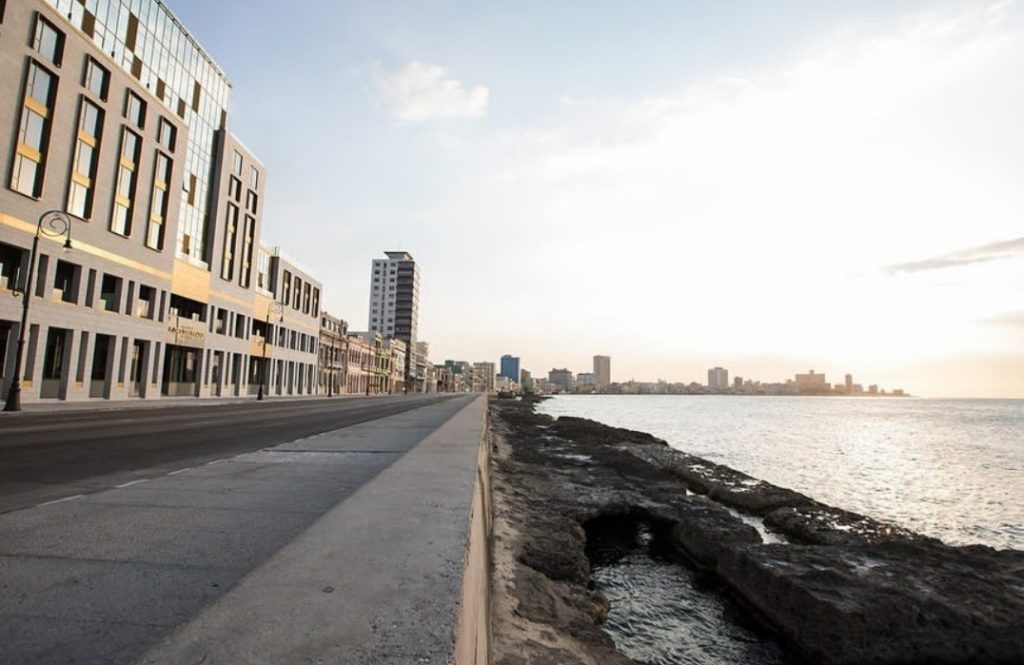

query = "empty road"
[0, 394, 458, 513]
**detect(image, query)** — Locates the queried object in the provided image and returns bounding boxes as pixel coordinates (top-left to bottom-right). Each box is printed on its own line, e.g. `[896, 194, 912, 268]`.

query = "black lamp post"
[256, 301, 284, 401]
[4, 210, 74, 412]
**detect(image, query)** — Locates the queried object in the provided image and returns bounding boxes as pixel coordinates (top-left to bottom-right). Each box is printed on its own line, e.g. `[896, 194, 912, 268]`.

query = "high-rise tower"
[369, 252, 420, 387]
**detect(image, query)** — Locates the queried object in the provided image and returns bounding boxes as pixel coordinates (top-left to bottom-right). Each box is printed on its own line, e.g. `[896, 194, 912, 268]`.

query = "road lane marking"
[38, 494, 84, 507]
[115, 479, 149, 488]
[168, 467, 192, 475]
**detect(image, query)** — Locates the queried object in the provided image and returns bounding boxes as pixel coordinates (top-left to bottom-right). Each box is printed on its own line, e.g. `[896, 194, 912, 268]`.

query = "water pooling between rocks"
[585, 517, 791, 665]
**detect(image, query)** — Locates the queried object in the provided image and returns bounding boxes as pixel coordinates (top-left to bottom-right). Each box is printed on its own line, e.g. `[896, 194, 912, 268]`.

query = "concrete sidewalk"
[0, 391, 411, 415]
[134, 394, 488, 665]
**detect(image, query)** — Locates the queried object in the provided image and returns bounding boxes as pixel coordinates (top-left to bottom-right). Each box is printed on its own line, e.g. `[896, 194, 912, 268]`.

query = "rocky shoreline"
[488, 397, 1024, 664]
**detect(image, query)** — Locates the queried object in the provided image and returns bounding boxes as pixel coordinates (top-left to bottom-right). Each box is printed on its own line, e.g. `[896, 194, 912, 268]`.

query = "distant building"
[593, 355, 611, 388]
[521, 369, 534, 392]
[734, 376, 743, 389]
[845, 373, 853, 394]
[708, 367, 729, 391]
[345, 334, 373, 395]
[548, 368, 573, 392]
[319, 312, 348, 395]
[368, 251, 420, 389]
[472, 361, 496, 393]
[795, 370, 828, 394]
[499, 354, 520, 382]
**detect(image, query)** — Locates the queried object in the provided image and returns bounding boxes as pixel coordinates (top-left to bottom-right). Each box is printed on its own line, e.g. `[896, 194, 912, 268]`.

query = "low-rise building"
[345, 333, 373, 395]
[319, 312, 347, 396]
[548, 368, 573, 393]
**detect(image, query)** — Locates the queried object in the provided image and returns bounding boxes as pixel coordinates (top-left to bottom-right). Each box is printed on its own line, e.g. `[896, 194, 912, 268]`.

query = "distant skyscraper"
[499, 355, 520, 382]
[845, 373, 854, 393]
[708, 367, 729, 391]
[369, 252, 420, 386]
[594, 355, 611, 388]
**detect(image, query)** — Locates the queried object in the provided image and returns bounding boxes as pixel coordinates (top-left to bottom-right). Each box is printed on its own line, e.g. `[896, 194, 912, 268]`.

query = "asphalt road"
[0, 394, 478, 665]
[0, 394, 458, 513]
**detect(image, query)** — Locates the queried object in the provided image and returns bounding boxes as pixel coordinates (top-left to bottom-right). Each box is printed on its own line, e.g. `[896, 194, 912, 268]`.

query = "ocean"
[537, 395, 1023, 551]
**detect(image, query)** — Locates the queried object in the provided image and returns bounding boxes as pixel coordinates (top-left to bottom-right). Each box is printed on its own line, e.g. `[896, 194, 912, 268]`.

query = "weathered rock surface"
[489, 398, 1024, 665]
[669, 496, 763, 569]
[719, 542, 1024, 664]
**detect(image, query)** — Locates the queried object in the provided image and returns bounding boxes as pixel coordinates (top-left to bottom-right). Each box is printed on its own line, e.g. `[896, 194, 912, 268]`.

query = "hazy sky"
[171, 0, 1024, 398]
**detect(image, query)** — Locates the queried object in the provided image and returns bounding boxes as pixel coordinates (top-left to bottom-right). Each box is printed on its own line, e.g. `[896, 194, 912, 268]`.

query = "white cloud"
[373, 61, 488, 123]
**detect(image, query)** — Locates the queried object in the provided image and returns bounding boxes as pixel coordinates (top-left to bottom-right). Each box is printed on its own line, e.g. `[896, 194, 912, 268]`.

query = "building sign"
[167, 317, 206, 348]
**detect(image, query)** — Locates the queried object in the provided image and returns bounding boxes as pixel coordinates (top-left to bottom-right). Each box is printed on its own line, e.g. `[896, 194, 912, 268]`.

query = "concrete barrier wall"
[454, 401, 493, 665]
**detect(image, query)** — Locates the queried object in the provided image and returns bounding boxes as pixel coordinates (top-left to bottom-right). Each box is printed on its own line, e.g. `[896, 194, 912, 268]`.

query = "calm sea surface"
[537, 395, 1024, 550]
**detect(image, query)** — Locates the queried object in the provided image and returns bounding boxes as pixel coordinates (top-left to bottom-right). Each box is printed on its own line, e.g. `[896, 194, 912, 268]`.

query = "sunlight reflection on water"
[539, 396, 1024, 550]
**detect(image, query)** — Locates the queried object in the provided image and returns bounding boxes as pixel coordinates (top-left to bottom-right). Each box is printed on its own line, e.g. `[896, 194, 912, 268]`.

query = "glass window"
[220, 203, 238, 280]
[33, 15, 63, 66]
[245, 189, 257, 213]
[125, 91, 146, 128]
[232, 150, 242, 176]
[66, 98, 104, 219]
[249, 165, 259, 190]
[147, 152, 172, 250]
[25, 61, 53, 107]
[111, 128, 140, 236]
[239, 215, 254, 288]
[11, 61, 54, 198]
[84, 57, 109, 100]
[157, 117, 176, 151]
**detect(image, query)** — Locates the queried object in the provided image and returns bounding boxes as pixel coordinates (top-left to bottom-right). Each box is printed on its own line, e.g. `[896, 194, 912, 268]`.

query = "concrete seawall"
[454, 403, 493, 665]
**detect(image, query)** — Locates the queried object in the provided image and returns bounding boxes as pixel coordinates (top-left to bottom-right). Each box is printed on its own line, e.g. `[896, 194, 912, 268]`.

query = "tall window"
[220, 203, 238, 280]
[249, 165, 259, 190]
[33, 15, 63, 66]
[239, 214, 254, 288]
[256, 247, 271, 290]
[67, 99, 103, 218]
[232, 150, 242, 176]
[125, 91, 145, 129]
[157, 117, 176, 151]
[111, 129, 140, 236]
[147, 152, 172, 249]
[84, 57, 108, 101]
[11, 61, 54, 197]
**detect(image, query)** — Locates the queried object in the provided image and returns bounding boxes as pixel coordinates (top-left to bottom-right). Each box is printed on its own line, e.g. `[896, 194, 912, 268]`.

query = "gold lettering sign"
[167, 318, 206, 348]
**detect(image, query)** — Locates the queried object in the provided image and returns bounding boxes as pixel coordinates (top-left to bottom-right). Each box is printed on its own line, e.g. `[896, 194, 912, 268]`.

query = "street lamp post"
[3, 210, 74, 412]
[256, 301, 284, 401]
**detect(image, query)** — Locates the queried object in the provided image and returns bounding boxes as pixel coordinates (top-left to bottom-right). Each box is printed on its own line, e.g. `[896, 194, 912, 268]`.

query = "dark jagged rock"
[671, 497, 763, 569]
[719, 542, 1024, 664]
[764, 505, 938, 547]
[629, 444, 816, 514]
[550, 416, 668, 447]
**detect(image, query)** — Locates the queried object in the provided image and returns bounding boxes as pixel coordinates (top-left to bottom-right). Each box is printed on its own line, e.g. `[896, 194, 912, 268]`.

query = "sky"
[170, 0, 1024, 398]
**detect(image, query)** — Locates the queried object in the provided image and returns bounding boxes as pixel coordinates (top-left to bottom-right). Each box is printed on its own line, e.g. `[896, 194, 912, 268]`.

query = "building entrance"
[162, 345, 200, 397]
[89, 334, 114, 398]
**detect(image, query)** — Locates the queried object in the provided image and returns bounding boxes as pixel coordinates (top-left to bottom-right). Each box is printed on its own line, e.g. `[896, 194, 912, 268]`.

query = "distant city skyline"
[169, 0, 1024, 399]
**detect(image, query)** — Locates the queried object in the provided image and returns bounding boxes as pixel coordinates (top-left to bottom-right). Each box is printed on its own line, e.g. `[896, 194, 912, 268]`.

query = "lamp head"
[62, 238, 72, 253]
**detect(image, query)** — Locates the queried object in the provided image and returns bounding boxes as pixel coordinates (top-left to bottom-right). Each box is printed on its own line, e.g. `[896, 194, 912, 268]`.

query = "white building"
[368, 251, 420, 387]
[708, 367, 729, 391]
